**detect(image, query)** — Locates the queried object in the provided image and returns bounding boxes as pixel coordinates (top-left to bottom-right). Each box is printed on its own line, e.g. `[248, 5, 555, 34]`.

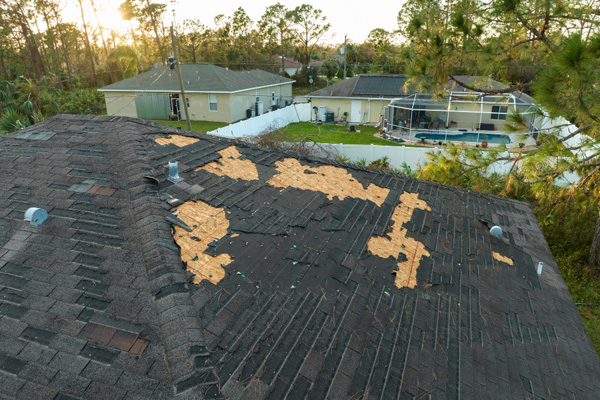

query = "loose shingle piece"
[0, 115, 598, 400]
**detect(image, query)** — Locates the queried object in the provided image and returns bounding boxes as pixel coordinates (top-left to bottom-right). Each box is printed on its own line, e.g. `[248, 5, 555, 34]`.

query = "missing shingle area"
[367, 192, 431, 289]
[171, 200, 233, 285]
[155, 134, 199, 147]
[493, 251, 514, 266]
[267, 158, 390, 207]
[196, 146, 259, 181]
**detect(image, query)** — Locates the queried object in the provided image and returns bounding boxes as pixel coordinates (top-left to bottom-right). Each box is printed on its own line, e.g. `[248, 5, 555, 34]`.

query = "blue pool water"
[415, 132, 511, 144]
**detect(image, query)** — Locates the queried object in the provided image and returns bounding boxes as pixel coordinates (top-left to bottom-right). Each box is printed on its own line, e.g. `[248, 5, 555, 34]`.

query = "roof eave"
[306, 95, 400, 100]
[98, 80, 295, 94]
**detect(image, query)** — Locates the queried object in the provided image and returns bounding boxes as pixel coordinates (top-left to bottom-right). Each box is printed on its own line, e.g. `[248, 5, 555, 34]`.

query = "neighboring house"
[1, 114, 600, 399]
[307, 74, 406, 124]
[276, 56, 324, 77]
[98, 63, 294, 123]
[276, 56, 302, 77]
[307, 75, 535, 133]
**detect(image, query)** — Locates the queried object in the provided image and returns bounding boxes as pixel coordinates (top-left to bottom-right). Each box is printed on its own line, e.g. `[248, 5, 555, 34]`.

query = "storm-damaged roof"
[0, 115, 598, 399]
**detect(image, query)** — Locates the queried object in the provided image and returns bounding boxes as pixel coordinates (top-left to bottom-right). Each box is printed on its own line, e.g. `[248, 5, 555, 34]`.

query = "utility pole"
[170, 26, 192, 131]
[343, 34, 347, 80]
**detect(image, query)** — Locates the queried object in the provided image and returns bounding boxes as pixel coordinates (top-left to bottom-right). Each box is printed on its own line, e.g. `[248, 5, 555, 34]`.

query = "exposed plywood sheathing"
[267, 158, 390, 206]
[155, 134, 199, 147]
[367, 192, 431, 289]
[493, 251, 514, 266]
[172, 201, 233, 284]
[197, 146, 259, 180]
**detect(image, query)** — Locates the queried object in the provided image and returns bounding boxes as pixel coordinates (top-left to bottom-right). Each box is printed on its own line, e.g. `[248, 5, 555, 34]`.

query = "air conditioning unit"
[255, 101, 264, 116]
[318, 106, 327, 122]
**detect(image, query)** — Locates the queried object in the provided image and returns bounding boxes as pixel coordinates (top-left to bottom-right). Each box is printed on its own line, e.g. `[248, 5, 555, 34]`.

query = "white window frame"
[491, 105, 508, 120]
[185, 97, 190, 108]
[209, 94, 217, 112]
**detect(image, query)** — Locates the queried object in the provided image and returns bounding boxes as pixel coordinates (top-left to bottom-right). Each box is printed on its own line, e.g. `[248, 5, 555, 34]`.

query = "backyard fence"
[208, 103, 311, 138]
[304, 143, 443, 172]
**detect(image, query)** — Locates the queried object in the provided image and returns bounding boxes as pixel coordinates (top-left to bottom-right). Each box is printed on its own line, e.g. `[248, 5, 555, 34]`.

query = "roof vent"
[168, 160, 182, 182]
[24, 207, 48, 227]
[489, 225, 503, 238]
[537, 262, 543, 275]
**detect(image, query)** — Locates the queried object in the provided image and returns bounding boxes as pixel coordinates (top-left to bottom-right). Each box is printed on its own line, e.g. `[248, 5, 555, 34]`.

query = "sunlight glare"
[97, 8, 133, 33]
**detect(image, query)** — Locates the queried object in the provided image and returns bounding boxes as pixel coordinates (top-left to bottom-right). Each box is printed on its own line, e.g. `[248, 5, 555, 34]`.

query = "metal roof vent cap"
[490, 225, 503, 238]
[24, 207, 48, 227]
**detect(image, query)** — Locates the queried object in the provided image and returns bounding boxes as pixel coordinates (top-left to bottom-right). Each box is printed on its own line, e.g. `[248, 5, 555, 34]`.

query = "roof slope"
[99, 64, 293, 93]
[1, 115, 599, 399]
[308, 74, 534, 102]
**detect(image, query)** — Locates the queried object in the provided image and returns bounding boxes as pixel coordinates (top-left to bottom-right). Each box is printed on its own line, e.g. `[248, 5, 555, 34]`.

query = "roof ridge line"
[115, 123, 207, 396]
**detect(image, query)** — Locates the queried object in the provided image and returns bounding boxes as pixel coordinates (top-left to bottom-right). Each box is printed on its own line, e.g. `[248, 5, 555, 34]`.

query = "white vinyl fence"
[208, 103, 311, 138]
[308, 143, 442, 172]
[308, 143, 579, 185]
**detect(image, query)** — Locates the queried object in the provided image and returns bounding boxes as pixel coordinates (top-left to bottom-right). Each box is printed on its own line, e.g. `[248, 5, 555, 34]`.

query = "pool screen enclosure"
[385, 91, 537, 143]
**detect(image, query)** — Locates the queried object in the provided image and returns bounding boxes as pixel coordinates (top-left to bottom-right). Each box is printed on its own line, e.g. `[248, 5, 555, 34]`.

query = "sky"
[62, 0, 406, 45]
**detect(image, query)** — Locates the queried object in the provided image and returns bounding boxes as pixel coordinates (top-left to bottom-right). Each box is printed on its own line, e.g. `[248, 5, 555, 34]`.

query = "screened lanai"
[384, 91, 538, 146]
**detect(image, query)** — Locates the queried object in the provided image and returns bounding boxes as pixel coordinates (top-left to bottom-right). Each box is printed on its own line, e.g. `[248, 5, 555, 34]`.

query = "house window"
[209, 94, 217, 111]
[491, 105, 508, 120]
[186, 98, 190, 108]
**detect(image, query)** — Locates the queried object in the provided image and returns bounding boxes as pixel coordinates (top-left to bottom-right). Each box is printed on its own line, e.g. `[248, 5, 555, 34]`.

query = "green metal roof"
[99, 64, 294, 93]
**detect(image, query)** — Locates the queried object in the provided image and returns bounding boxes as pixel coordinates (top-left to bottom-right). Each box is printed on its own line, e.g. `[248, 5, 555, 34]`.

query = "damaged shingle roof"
[1, 115, 599, 399]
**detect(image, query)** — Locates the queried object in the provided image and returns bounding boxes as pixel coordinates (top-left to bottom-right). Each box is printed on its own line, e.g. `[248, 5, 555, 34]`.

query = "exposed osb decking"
[493, 251, 514, 266]
[367, 192, 431, 289]
[267, 158, 390, 206]
[155, 134, 199, 147]
[172, 201, 233, 284]
[197, 146, 259, 181]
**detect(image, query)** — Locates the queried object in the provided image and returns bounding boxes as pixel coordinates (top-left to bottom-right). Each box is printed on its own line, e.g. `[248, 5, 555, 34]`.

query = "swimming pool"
[415, 132, 511, 145]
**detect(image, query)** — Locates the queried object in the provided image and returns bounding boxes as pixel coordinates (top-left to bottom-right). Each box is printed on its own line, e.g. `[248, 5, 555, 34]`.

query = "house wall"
[104, 92, 137, 118]
[229, 84, 294, 123]
[444, 102, 531, 131]
[104, 84, 294, 123]
[186, 93, 232, 123]
[309, 98, 391, 124]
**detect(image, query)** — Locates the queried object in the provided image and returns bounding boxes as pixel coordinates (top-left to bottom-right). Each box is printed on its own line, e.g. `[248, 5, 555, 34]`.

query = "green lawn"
[150, 119, 228, 133]
[271, 122, 413, 147]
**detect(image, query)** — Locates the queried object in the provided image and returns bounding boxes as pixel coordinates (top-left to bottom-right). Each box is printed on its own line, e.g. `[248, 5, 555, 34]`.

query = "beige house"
[306, 75, 406, 124]
[98, 64, 294, 124]
[308, 75, 536, 142]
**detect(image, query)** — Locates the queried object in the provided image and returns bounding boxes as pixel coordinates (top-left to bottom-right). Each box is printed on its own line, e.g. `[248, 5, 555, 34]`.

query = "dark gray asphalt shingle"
[0, 115, 598, 399]
[99, 64, 293, 93]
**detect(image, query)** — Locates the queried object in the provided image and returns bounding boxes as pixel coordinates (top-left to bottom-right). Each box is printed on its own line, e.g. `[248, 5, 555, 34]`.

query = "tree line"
[0, 1, 408, 88]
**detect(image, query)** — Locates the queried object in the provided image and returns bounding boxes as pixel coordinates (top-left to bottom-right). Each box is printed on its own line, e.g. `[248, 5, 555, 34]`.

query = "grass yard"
[150, 119, 228, 133]
[273, 122, 407, 146]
